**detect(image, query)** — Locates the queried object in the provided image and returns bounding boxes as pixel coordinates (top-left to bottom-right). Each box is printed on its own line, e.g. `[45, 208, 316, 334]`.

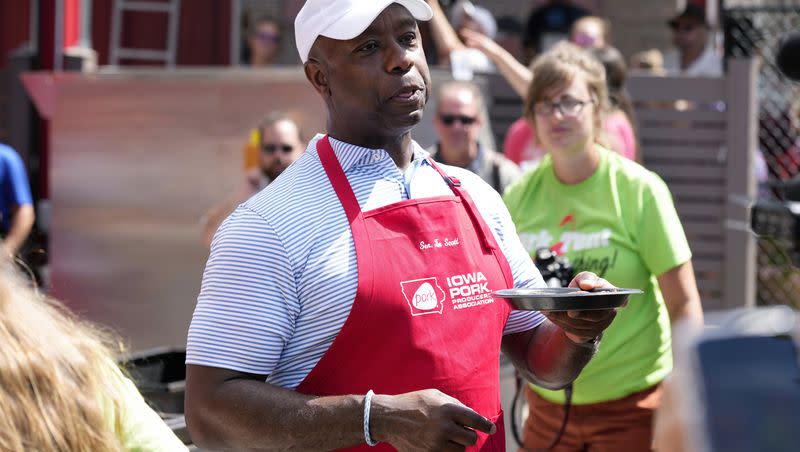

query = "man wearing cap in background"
[185, 1, 616, 450]
[664, 3, 723, 76]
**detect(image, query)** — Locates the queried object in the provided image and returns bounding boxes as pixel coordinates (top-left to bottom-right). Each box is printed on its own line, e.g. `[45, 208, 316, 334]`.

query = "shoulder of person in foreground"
[104, 359, 188, 451]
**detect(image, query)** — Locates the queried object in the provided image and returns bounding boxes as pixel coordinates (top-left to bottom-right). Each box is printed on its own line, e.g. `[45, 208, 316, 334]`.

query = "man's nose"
[385, 42, 414, 73]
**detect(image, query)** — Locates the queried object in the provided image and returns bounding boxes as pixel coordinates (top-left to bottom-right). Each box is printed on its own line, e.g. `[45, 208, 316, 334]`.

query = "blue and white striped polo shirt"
[186, 134, 546, 389]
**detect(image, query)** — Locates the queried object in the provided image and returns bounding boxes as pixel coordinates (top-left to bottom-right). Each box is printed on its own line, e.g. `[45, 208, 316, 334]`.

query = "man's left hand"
[542, 271, 617, 343]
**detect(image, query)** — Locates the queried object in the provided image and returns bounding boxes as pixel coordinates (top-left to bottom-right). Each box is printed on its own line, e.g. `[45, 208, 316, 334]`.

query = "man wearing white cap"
[185, 1, 616, 451]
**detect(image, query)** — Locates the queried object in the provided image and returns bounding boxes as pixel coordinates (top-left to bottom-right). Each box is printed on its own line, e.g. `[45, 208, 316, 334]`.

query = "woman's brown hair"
[524, 41, 609, 134]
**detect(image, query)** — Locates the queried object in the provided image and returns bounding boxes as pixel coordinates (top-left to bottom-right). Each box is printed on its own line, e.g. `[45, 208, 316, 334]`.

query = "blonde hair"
[524, 41, 609, 135]
[0, 264, 128, 451]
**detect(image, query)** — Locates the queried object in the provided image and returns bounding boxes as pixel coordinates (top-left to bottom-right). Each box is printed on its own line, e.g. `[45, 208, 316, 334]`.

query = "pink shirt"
[602, 110, 637, 161]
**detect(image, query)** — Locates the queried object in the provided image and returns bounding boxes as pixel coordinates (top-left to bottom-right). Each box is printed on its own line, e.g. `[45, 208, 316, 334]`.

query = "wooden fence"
[625, 59, 757, 310]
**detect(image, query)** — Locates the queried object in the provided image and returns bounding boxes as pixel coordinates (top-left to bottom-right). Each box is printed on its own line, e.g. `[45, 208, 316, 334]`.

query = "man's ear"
[304, 60, 330, 99]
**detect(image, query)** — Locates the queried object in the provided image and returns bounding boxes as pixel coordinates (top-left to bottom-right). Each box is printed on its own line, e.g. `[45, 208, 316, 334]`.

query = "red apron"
[296, 136, 514, 451]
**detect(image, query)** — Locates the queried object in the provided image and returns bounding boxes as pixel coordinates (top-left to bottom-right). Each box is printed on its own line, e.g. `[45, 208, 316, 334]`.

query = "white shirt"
[186, 135, 545, 389]
[664, 45, 723, 77]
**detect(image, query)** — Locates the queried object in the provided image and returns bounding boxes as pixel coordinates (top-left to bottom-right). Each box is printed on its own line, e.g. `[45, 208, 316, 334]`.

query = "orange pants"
[519, 384, 662, 452]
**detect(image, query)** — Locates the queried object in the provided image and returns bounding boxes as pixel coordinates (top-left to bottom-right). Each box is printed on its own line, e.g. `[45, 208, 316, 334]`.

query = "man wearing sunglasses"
[200, 113, 304, 246]
[663, 3, 722, 76]
[431, 81, 521, 194]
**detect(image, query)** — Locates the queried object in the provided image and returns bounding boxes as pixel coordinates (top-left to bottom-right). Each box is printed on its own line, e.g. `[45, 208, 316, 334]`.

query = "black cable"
[511, 373, 573, 452]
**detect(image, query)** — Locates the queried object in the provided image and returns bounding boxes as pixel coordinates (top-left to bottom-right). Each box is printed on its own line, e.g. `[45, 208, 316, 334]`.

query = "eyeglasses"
[262, 143, 295, 154]
[253, 31, 280, 44]
[533, 97, 592, 117]
[439, 114, 477, 126]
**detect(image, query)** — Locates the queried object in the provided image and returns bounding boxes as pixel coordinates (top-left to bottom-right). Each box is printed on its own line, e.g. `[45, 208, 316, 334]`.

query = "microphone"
[776, 32, 800, 81]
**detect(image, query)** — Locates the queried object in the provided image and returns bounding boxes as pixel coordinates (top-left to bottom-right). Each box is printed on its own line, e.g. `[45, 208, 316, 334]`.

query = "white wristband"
[363, 390, 378, 446]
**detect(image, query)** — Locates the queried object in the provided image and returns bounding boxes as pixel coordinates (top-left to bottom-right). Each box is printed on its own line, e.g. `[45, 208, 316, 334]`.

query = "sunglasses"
[262, 143, 294, 154]
[439, 114, 477, 126]
[253, 31, 280, 43]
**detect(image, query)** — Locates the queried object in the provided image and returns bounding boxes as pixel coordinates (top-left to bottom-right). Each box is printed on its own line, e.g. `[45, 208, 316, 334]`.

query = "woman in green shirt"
[503, 42, 704, 451]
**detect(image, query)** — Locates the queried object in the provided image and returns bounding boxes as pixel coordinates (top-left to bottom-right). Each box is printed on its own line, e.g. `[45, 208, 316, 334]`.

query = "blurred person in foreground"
[503, 42, 703, 451]
[201, 113, 304, 247]
[184, 1, 619, 451]
[0, 257, 187, 451]
[430, 81, 522, 193]
[664, 3, 722, 77]
[0, 143, 34, 257]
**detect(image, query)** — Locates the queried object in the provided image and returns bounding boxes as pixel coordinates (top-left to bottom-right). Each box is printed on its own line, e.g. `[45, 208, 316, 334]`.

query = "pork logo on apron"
[400, 277, 446, 316]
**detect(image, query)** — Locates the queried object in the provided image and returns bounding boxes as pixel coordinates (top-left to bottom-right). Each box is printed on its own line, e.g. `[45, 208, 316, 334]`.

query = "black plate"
[494, 287, 643, 311]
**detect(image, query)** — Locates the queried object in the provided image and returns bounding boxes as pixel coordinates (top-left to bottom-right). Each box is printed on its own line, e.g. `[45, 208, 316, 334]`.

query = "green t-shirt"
[503, 147, 691, 404]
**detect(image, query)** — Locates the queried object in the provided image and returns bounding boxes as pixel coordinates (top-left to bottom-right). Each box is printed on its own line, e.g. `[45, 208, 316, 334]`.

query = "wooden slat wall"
[486, 73, 524, 152]
[629, 60, 758, 311]
[627, 75, 726, 102]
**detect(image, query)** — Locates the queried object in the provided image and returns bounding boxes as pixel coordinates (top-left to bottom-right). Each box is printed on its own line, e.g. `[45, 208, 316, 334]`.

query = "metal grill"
[725, 2, 800, 308]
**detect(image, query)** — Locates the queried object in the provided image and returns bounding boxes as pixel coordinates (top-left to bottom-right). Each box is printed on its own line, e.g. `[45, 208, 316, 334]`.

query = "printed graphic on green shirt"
[522, 213, 618, 278]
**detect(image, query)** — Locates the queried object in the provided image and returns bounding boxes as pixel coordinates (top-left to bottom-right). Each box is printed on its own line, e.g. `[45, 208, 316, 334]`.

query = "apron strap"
[317, 135, 363, 223]
[427, 158, 499, 253]
[316, 135, 376, 299]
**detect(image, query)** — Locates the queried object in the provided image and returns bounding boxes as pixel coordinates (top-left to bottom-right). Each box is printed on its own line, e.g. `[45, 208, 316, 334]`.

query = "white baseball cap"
[295, 0, 433, 63]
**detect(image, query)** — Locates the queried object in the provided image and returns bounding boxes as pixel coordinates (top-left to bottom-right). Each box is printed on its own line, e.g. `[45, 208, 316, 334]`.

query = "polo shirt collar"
[311, 134, 430, 172]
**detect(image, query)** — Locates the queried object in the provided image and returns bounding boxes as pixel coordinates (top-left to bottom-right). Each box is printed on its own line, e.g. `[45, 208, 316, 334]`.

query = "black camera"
[533, 247, 573, 288]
